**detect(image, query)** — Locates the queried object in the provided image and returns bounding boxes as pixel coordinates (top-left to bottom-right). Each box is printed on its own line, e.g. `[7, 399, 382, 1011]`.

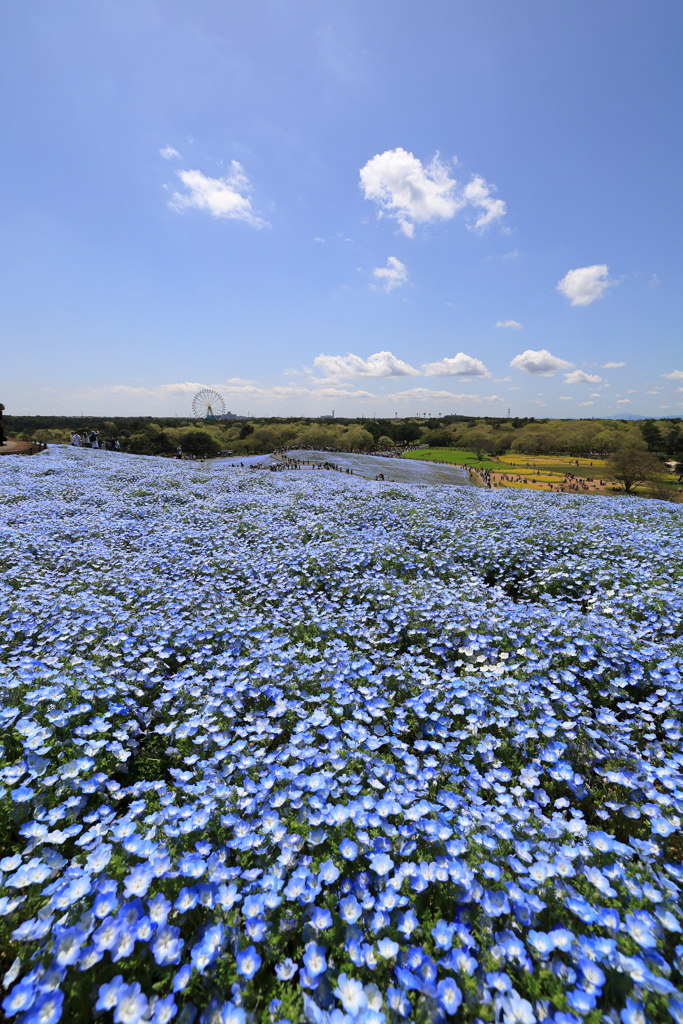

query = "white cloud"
[372, 256, 409, 291]
[169, 162, 266, 227]
[359, 148, 504, 237]
[563, 370, 603, 385]
[602, 361, 626, 368]
[313, 350, 418, 380]
[616, 399, 631, 404]
[557, 265, 612, 306]
[160, 146, 181, 160]
[559, 396, 572, 400]
[510, 349, 573, 376]
[462, 175, 506, 230]
[422, 352, 491, 378]
[388, 388, 502, 402]
[661, 370, 683, 380]
[495, 320, 522, 329]
[577, 401, 594, 407]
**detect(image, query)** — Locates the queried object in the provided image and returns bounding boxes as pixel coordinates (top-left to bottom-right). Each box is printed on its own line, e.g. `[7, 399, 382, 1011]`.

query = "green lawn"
[402, 447, 508, 470]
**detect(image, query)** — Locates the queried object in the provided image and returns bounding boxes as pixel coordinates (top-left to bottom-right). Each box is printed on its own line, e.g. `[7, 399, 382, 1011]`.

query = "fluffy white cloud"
[422, 352, 491, 378]
[557, 265, 612, 306]
[661, 370, 683, 380]
[510, 349, 573, 376]
[563, 370, 603, 385]
[495, 320, 522, 329]
[313, 350, 418, 380]
[372, 256, 409, 291]
[169, 162, 266, 227]
[359, 148, 504, 237]
[602, 361, 626, 368]
[616, 399, 631, 404]
[462, 175, 506, 230]
[160, 146, 181, 160]
[94, 380, 375, 403]
[388, 388, 502, 402]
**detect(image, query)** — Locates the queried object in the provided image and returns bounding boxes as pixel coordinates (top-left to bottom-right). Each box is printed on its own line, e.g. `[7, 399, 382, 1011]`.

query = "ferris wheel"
[192, 389, 226, 420]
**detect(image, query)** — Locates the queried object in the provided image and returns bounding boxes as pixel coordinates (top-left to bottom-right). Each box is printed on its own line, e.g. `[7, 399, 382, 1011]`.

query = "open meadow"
[1, 448, 683, 1024]
[403, 450, 681, 499]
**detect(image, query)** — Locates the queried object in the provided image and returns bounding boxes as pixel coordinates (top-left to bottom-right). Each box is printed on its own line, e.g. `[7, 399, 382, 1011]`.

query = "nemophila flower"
[377, 938, 399, 959]
[172, 965, 192, 993]
[397, 910, 418, 937]
[113, 982, 148, 1024]
[486, 973, 512, 993]
[236, 946, 261, 980]
[96, 976, 126, 1012]
[620, 998, 646, 1024]
[334, 974, 367, 1016]
[436, 978, 462, 1015]
[274, 959, 298, 981]
[3, 980, 36, 1016]
[153, 925, 184, 966]
[500, 992, 536, 1024]
[386, 987, 410, 1017]
[339, 896, 362, 925]
[21, 989, 64, 1024]
[150, 994, 177, 1024]
[52, 925, 86, 966]
[624, 913, 658, 949]
[12, 785, 34, 803]
[368, 854, 393, 877]
[340, 839, 358, 861]
[92, 916, 120, 953]
[303, 942, 327, 978]
[123, 863, 153, 898]
[310, 907, 333, 930]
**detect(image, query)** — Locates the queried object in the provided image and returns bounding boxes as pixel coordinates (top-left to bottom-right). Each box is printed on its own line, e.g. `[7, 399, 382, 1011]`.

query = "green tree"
[420, 427, 453, 447]
[606, 449, 662, 493]
[181, 430, 222, 457]
[376, 435, 395, 448]
[664, 425, 682, 459]
[461, 429, 494, 459]
[239, 423, 254, 440]
[640, 420, 663, 452]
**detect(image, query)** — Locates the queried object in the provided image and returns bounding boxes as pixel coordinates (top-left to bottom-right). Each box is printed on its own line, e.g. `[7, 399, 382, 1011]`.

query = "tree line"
[5, 413, 683, 463]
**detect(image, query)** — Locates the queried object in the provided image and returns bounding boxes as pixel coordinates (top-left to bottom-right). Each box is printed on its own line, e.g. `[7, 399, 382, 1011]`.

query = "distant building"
[214, 411, 247, 420]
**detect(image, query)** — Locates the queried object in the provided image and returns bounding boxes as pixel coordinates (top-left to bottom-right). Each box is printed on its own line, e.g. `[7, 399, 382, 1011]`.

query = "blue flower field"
[1, 448, 683, 1024]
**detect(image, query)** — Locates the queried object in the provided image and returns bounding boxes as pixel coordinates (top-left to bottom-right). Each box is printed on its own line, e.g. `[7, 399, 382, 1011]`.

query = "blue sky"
[2, 0, 682, 418]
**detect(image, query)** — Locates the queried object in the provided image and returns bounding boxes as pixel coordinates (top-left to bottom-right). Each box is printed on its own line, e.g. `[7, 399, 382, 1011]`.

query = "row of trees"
[6, 414, 683, 462]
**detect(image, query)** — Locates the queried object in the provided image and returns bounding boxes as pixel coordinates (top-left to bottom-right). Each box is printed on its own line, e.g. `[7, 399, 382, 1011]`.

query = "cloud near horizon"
[313, 350, 419, 380]
[510, 349, 573, 376]
[661, 370, 683, 381]
[169, 162, 267, 227]
[563, 370, 603, 385]
[387, 388, 502, 403]
[359, 148, 505, 237]
[557, 265, 612, 306]
[421, 352, 491, 378]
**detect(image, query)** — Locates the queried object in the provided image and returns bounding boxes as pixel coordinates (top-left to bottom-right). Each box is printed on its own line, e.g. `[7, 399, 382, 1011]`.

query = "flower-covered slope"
[1, 448, 683, 1024]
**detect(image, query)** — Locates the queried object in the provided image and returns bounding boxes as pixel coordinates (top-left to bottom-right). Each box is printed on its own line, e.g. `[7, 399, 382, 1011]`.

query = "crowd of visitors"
[70, 430, 121, 451]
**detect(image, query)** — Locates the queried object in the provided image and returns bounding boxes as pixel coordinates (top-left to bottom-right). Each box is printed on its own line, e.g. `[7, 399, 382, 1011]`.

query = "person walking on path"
[0, 403, 5, 447]
[70, 432, 81, 446]
[114, 439, 121, 452]
[89, 430, 99, 449]
[176, 445, 183, 460]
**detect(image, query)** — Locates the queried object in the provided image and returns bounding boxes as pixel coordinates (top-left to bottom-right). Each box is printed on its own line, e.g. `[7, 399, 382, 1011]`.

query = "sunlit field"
[2, 448, 683, 1024]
